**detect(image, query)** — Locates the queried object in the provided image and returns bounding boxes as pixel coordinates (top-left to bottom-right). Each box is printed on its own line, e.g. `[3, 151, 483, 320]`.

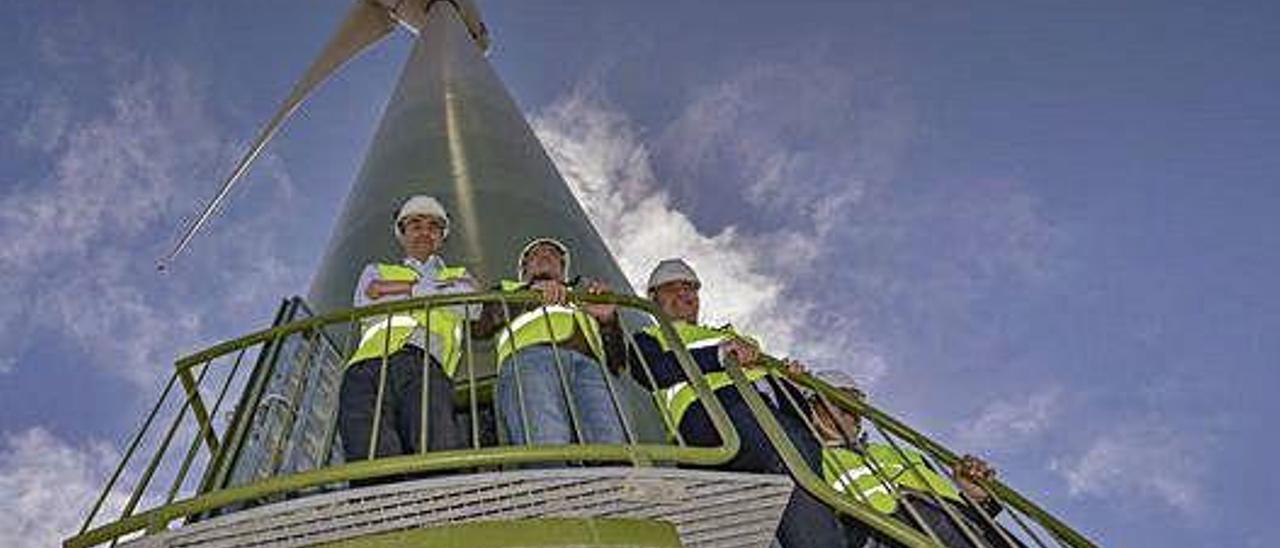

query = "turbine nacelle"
[372, 0, 489, 50]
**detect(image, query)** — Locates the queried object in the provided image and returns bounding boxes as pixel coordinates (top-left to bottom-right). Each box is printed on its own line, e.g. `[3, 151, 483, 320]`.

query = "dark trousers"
[681, 393, 848, 548]
[338, 347, 462, 465]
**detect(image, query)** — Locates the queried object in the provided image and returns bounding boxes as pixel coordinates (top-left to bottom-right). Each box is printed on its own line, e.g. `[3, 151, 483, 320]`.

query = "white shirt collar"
[402, 254, 444, 272]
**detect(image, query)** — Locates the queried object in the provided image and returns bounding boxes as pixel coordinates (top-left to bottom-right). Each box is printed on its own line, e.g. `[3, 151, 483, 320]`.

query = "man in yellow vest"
[338, 195, 477, 467]
[629, 258, 844, 548]
[812, 384, 1021, 548]
[472, 237, 627, 446]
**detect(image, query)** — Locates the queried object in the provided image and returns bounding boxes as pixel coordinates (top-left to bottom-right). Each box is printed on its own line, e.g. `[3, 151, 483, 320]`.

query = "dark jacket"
[628, 328, 810, 421]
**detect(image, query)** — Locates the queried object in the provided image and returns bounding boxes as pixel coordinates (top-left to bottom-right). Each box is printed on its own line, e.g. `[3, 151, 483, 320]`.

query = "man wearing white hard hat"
[471, 237, 627, 447]
[339, 195, 478, 469]
[629, 258, 843, 548]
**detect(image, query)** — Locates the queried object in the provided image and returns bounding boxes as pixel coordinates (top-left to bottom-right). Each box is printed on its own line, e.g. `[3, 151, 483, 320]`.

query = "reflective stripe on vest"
[493, 281, 605, 367]
[822, 445, 962, 514]
[346, 262, 470, 376]
[655, 368, 770, 426]
[641, 322, 771, 425]
[642, 322, 740, 353]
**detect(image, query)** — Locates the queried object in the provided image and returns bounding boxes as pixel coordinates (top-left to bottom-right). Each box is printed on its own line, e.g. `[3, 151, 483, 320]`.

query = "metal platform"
[124, 467, 795, 548]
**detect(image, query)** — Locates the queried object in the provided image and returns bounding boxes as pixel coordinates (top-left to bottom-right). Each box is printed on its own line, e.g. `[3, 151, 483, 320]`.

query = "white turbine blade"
[160, 1, 394, 269]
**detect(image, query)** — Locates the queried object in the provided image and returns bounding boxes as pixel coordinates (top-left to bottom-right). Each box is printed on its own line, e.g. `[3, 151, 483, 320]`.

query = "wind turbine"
[162, 0, 629, 314]
[66, 4, 1101, 546]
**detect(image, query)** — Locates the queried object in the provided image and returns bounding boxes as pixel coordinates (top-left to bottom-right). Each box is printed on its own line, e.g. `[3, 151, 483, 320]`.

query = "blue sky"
[2, 0, 1278, 546]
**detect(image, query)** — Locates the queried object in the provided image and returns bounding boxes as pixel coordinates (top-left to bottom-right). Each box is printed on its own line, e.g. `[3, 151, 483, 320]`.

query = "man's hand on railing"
[530, 278, 569, 305]
[724, 338, 761, 368]
[779, 358, 808, 375]
[953, 454, 997, 504]
[581, 280, 618, 323]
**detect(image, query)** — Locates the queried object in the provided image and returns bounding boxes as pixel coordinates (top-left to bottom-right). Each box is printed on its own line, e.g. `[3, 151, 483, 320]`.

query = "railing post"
[496, 292, 534, 447]
[723, 358, 940, 548]
[788, 366, 1097, 548]
[367, 313, 396, 460]
[265, 328, 321, 476]
[68, 291, 1094, 548]
[77, 371, 179, 535]
[617, 315, 688, 448]
[653, 310, 742, 464]
[320, 312, 360, 467]
[537, 306, 587, 446]
[198, 298, 295, 496]
[419, 300, 433, 454]
[120, 360, 213, 527]
[165, 350, 248, 506]
[463, 310, 480, 449]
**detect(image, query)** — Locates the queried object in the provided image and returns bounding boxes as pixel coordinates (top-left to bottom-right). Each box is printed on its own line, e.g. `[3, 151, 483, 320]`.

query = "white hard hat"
[394, 195, 450, 238]
[518, 237, 570, 281]
[646, 258, 700, 294]
[811, 369, 867, 402]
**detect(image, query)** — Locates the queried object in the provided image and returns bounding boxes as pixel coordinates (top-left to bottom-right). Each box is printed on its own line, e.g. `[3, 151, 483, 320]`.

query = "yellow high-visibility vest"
[641, 323, 767, 425]
[822, 444, 962, 514]
[493, 280, 605, 367]
[347, 263, 470, 376]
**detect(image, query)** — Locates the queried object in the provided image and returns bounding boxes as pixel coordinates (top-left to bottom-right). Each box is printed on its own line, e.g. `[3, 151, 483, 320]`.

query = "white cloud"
[1052, 422, 1206, 516]
[0, 427, 129, 548]
[0, 56, 304, 387]
[532, 92, 791, 317]
[531, 88, 888, 384]
[0, 66, 210, 268]
[953, 387, 1061, 452]
[0, 356, 13, 376]
[527, 57, 1071, 437]
[529, 53, 1035, 390]
[655, 61, 910, 239]
[650, 59, 1065, 382]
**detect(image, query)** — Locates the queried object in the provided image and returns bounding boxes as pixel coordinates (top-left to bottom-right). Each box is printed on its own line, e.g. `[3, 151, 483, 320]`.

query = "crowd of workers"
[337, 194, 1020, 548]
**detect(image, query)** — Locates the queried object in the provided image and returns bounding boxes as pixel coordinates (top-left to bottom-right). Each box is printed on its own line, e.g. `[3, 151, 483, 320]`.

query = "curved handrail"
[723, 361, 939, 547]
[68, 444, 731, 548]
[67, 290, 1098, 548]
[67, 291, 741, 548]
[728, 357, 1098, 548]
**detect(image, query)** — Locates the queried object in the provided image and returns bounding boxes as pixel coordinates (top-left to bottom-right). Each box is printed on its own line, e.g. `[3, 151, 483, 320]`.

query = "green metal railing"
[65, 290, 1095, 548]
[66, 291, 740, 548]
[725, 358, 1096, 548]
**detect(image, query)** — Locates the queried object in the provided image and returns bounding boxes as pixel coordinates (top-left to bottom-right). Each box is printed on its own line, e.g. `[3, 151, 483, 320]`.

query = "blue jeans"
[496, 345, 626, 445]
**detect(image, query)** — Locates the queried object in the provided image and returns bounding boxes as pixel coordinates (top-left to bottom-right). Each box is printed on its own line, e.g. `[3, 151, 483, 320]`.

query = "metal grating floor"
[126, 467, 795, 547]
